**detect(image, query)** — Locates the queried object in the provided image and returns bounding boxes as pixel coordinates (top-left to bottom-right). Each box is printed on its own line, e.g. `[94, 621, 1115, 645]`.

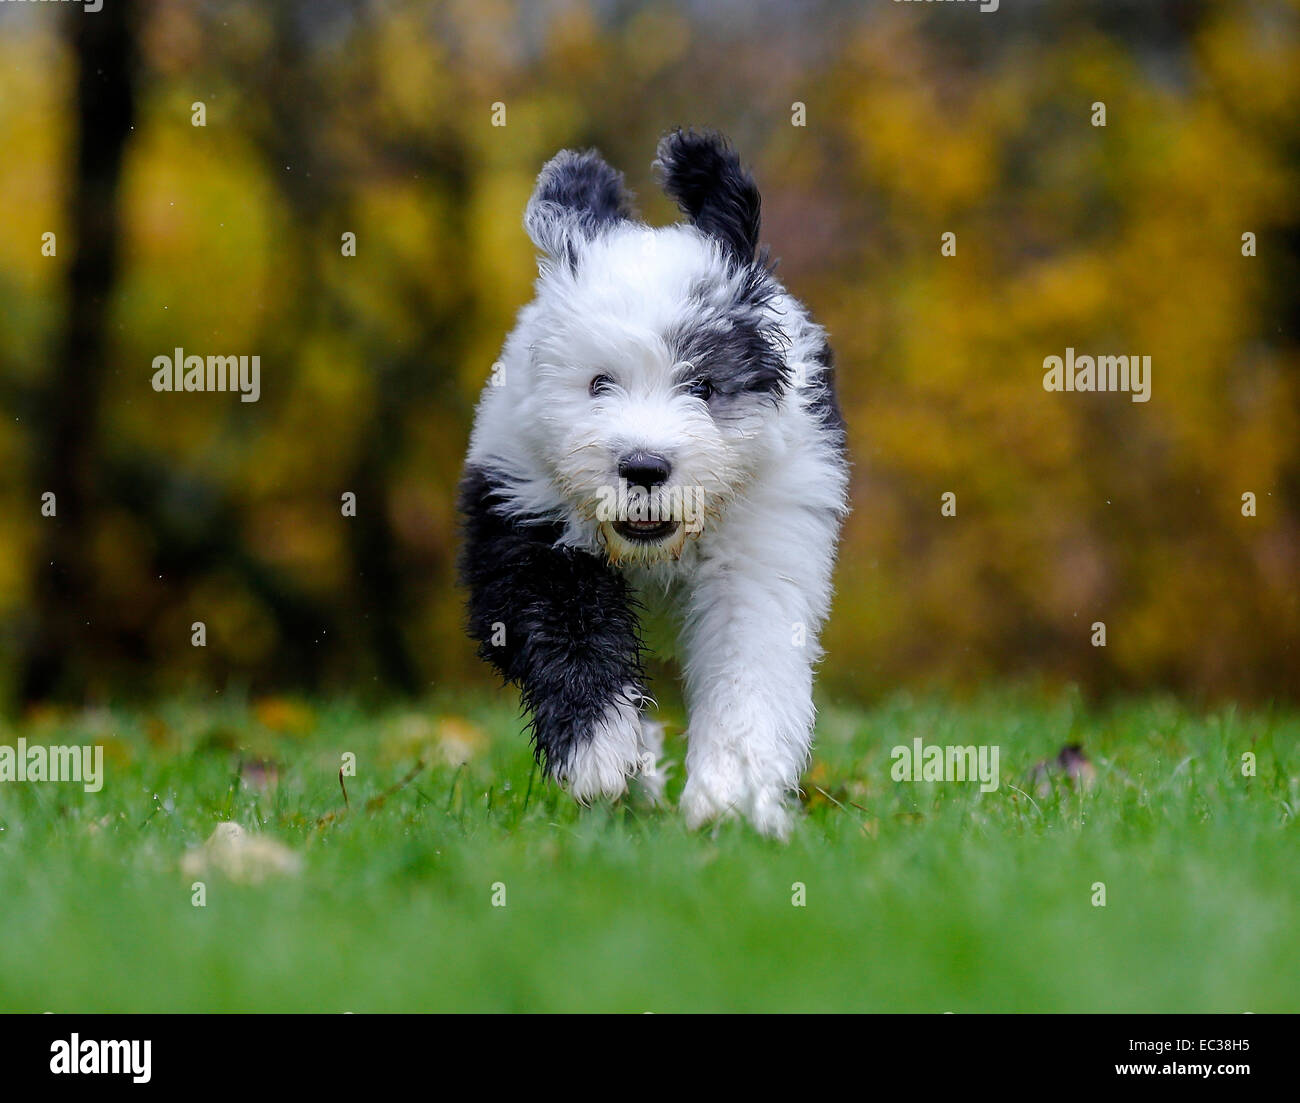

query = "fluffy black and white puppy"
[458, 129, 848, 838]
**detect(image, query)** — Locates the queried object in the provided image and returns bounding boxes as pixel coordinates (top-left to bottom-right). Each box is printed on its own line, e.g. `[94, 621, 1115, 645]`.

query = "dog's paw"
[679, 761, 745, 830]
[556, 692, 644, 803]
[745, 788, 795, 842]
[680, 742, 798, 839]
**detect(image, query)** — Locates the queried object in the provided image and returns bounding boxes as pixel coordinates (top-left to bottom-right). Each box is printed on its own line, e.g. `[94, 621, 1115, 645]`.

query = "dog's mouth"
[612, 518, 679, 543]
[599, 515, 693, 565]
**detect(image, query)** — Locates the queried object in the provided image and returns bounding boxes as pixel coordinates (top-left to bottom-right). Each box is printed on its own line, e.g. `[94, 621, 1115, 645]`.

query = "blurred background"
[0, 0, 1296, 711]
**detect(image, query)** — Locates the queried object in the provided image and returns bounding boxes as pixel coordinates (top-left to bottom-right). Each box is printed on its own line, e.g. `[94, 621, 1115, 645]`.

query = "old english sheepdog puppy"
[458, 129, 848, 838]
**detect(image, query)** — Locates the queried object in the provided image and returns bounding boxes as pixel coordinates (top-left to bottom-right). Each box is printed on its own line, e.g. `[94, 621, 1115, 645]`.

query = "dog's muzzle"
[613, 517, 679, 543]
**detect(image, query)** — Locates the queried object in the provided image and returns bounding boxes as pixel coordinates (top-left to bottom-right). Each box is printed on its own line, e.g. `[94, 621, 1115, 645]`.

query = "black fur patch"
[456, 466, 646, 776]
[808, 339, 847, 447]
[525, 149, 636, 269]
[668, 267, 789, 401]
[655, 128, 762, 264]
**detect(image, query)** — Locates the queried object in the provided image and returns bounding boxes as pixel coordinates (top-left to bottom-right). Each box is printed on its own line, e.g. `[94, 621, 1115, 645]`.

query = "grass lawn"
[0, 690, 1296, 1013]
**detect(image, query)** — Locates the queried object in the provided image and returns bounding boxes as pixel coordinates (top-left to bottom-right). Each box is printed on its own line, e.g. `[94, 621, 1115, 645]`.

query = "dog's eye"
[688, 378, 714, 401]
[589, 374, 615, 397]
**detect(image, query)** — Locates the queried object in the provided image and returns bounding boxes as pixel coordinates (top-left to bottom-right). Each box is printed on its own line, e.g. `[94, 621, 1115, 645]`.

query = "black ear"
[654, 128, 761, 264]
[524, 149, 635, 268]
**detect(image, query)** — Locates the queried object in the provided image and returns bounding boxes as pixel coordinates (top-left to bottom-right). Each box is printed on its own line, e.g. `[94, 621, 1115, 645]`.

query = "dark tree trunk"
[20, 2, 138, 703]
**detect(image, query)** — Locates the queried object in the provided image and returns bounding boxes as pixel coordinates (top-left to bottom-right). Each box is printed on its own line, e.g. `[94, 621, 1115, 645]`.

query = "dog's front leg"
[678, 519, 838, 839]
[458, 469, 648, 801]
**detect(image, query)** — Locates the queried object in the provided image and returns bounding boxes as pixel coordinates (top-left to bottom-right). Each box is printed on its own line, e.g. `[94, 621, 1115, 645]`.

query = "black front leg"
[457, 466, 646, 783]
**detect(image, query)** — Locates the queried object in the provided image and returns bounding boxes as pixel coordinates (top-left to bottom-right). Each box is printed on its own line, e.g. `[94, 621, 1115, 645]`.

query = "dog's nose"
[618, 451, 672, 488]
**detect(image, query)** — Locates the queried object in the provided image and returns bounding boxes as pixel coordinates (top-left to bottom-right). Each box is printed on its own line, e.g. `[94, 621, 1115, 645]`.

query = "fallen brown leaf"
[181, 821, 302, 883]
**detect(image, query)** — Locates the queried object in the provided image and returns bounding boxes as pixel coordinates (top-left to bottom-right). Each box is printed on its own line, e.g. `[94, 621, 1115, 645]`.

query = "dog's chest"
[623, 568, 685, 662]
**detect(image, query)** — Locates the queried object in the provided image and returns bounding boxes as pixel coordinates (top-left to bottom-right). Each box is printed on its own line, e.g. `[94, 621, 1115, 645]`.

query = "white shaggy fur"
[464, 144, 848, 838]
[557, 688, 646, 803]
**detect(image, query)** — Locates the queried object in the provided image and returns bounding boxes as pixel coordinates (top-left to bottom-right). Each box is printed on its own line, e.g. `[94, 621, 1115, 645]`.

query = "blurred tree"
[20, 0, 139, 701]
[0, 0, 1295, 708]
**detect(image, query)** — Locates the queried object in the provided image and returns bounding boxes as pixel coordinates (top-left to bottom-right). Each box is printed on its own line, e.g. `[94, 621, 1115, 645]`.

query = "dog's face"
[520, 132, 789, 566]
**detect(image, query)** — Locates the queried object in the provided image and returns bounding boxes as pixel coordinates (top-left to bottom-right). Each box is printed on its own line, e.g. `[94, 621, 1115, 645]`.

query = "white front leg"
[678, 503, 839, 839]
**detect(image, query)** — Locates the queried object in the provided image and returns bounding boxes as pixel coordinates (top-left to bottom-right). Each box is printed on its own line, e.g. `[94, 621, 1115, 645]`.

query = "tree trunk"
[20, 2, 138, 703]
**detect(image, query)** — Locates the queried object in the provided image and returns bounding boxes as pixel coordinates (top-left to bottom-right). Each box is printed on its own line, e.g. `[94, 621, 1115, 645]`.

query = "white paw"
[556, 691, 643, 803]
[745, 788, 795, 841]
[680, 730, 801, 840]
[679, 761, 745, 830]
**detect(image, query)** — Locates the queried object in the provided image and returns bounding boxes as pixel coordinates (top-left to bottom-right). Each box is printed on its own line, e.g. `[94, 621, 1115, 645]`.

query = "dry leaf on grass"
[436, 717, 487, 765]
[181, 821, 301, 883]
[380, 713, 487, 767]
[252, 698, 316, 736]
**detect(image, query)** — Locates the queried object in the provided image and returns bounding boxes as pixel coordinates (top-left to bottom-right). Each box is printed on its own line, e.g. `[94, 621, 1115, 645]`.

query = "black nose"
[618, 451, 672, 488]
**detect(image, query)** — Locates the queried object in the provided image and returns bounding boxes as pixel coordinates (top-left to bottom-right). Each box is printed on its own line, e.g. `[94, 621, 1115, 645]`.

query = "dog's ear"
[654, 128, 761, 265]
[524, 149, 634, 269]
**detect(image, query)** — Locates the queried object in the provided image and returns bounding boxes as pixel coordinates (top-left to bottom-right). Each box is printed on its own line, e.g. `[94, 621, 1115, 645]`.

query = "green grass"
[0, 690, 1296, 1012]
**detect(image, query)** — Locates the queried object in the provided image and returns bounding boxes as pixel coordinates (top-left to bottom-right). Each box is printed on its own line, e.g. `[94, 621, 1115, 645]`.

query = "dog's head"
[518, 130, 790, 566]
